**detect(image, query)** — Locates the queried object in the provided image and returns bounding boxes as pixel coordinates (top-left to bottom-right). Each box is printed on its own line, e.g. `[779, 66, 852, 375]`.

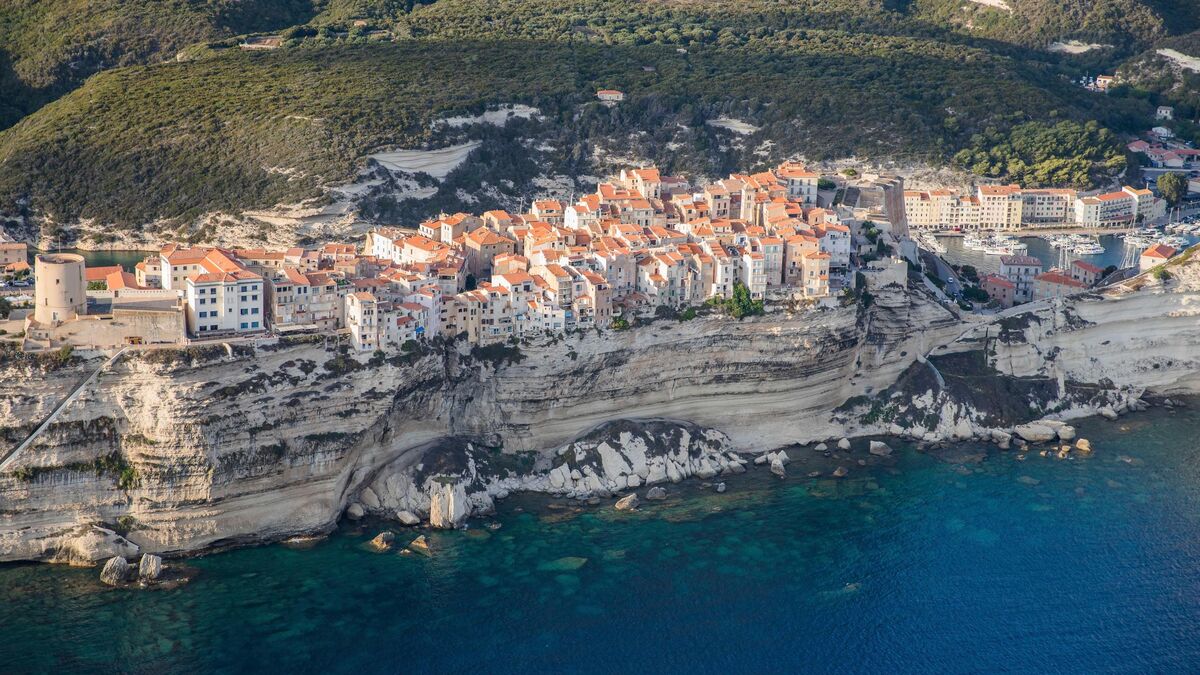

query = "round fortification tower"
[34, 253, 86, 323]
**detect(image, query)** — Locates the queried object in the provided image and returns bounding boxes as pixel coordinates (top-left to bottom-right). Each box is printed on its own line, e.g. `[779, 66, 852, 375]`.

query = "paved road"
[920, 249, 961, 297]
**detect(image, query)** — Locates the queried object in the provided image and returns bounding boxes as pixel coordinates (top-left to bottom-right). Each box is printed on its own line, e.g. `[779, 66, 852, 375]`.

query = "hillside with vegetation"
[0, 0, 328, 130]
[0, 0, 1197, 242]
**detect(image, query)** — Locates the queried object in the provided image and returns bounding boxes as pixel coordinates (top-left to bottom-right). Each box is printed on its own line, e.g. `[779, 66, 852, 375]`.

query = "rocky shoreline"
[64, 389, 1192, 589]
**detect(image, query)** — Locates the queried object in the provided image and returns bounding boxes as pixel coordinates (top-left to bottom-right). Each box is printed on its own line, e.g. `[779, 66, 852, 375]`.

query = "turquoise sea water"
[4, 404, 1200, 673]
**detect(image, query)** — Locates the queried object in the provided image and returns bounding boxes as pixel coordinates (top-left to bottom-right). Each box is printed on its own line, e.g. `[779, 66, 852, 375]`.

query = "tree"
[1158, 172, 1187, 206]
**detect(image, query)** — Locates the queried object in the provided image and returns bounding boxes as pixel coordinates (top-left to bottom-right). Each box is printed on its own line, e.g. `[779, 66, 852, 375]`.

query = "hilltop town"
[3, 163, 918, 354]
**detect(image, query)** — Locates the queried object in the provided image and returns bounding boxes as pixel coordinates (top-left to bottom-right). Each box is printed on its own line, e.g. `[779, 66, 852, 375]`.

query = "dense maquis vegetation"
[1, 0, 1197, 232]
[909, 0, 1199, 50]
[0, 0, 324, 129]
[0, 32, 1126, 229]
[952, 120, 1126, 188]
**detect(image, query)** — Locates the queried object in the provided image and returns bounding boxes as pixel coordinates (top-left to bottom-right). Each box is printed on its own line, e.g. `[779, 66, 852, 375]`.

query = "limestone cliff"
[1, 253, 1196, 564]
[839, 248, 1200, 443]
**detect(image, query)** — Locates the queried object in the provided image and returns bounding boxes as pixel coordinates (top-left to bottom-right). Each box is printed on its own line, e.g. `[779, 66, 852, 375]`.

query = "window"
[210, 324, 218, 331]
[240, 309, 248, 315]
[240, 322, 248, 329]
[252, 294, 258, 301]
[251, 321, 259, 328]
[251, 308, 259, 315]
[240, 295, 247, 302]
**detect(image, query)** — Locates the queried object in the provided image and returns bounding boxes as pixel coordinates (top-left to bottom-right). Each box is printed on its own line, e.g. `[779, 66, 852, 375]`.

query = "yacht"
[962, 233, 987, 250]
[1159, 235, 1188, 248]
[984, 241, 1029, 256]
[1072, 241, 1105, 255]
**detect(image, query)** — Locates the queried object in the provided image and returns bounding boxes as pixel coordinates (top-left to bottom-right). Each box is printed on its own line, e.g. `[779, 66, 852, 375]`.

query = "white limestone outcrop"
[1, 255, 1197, 563]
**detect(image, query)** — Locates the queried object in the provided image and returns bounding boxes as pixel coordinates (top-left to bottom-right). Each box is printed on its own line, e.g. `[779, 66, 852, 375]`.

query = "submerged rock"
[832, 466, 848, 478]
[645, 487, 667, 501]
[100, 557, 130, 586]
[138, 554, 162, 581]
[538, 556, 589, 572]
[614, 494, 639, 511]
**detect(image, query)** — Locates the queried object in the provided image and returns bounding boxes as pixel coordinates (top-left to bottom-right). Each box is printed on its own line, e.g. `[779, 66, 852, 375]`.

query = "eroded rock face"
[100, 556, 130, 586]
[3, 258, 1197, 563]
[138, 554, 162, 581]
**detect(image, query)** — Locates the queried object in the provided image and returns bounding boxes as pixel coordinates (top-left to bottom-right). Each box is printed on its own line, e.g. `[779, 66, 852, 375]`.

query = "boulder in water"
[1014, 423, 1056, 443]
[138, 554, 162, 581]
[614, 494, 639, 511]
[832, 466, 848, 478]
[770, 458, 786, 478]
[753, 454, 769, 466]
[814, 443, 828, 452]
[367, 531, 396, 552]
[100, 557, 130, 586]
[1057, 426, 1076, 441]
[869, 441, 893, 457]
[1099, 407, 1119, 420]
[645, 487, 667, 501]
[716, 482, 726, 493]
[396, 510, 420, 526]
[837, 438, 851, 451]
[408, 535, 432, 557]
[1075, 438, 1093, 454]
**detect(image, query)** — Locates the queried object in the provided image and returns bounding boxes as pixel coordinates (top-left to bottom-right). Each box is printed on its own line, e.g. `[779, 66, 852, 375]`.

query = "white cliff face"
[4, 255, 1196, 563]
[841, 251, 1200, 443]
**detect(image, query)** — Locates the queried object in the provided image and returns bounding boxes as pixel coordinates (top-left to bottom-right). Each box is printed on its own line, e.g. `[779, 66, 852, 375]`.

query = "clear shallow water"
[4, 406, 1200, 673]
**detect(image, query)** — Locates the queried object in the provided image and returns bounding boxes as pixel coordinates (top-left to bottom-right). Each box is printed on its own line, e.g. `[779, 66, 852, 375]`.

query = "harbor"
[920, 222, 1200, 275]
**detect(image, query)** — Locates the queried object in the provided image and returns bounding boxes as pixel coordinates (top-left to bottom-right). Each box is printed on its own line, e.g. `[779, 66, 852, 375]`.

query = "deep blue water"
[3, 405, 1200, 673]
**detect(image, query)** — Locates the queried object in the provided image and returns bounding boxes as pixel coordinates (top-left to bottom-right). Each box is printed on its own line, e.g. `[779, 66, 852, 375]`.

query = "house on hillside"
[1139, 243, 1177, 272]
[981, 274, 1016, 308]
[1033, 271, 1086, 301]
[597, 90, 625, 103]
[1070, 259, 1104, 287]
